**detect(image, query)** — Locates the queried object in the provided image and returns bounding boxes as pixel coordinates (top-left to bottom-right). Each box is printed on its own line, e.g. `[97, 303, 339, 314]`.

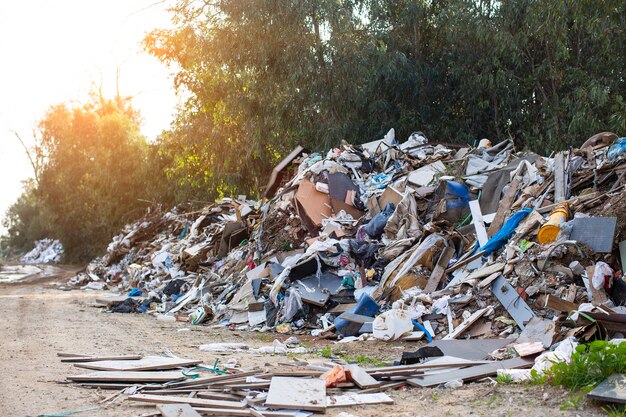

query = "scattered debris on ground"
[61, 129, 626, 413]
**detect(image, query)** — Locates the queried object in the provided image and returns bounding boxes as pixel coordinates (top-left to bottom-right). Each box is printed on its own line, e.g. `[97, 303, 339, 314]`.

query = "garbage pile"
[21, 238, 64, 264]
[71, 129, 626, 349]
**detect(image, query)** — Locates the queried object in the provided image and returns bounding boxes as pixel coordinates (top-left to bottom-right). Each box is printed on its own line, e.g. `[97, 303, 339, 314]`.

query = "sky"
[0, 0, 179, 232]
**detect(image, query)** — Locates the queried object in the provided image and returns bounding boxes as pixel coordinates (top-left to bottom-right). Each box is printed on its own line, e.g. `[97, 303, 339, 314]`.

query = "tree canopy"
[2, 95, 162, 261]
[3, 0, 625, 260]
[145, 0, 624, 201]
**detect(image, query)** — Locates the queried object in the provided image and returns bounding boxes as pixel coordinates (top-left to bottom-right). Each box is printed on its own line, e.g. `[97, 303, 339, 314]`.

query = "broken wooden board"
[587, 374, 626, 404]
[265, 377, 326, 412]
[167, 371, 260, 388]
[544, 294, 579, 312]
[68, 371, 186, 383]
[129, 394, 245, 409]
[424, 246, 455, 293]
[194, 409, 296, 417]
[469, 200, 489, 246]
[464, 263, 505, 282]
[487, 178, 522, 237]
[345, 364, 380, 389]
[74, 356, 201, 371]
[60, 355, 142, 363]
[443, 307, 489, 340]
[327, 392, 393, 407]
[553, 152, 567, 203]
[157, 403, 202, 417]
[407, 357, 533, 387]
[491, 275, 535, 329]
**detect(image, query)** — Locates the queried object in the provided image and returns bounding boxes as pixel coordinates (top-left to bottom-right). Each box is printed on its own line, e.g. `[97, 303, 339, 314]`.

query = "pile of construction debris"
[21, 238, 64, 264]
[69, 130, 626, 348]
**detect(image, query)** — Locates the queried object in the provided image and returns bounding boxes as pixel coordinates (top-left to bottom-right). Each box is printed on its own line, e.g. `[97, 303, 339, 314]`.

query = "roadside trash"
[66, 129, 626, 367]
[20, 239, 64, 264]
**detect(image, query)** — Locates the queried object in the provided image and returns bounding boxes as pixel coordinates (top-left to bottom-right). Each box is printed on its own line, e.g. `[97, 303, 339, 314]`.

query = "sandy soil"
[0, 269, 608, 417]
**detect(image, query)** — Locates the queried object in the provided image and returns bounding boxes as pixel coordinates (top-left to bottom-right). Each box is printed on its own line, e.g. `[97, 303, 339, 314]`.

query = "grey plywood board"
[74, 356, 200, 371]
[407, 357, 533, 387]
[129, 394, 244, 409]
[60, 355, 142, 363]
[291, 273, 342, 307]
[570, 217, 617, 253]
[588, 374, 626, 404]
[157, 403, 203, 417]
[265, 376, 326, 412]
[427, 338, 515, 361]
[491, 275, 535, 329]
[345, 364, 380, 389]
[68, 371, 186, 382]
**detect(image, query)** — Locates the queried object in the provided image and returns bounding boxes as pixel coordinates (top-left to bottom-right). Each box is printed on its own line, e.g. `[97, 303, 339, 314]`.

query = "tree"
[3, 94, 158, 261]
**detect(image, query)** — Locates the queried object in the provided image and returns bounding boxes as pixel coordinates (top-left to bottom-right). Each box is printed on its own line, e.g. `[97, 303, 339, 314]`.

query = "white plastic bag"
[372, 309, 413, 341]
[592, 261, 613, 290]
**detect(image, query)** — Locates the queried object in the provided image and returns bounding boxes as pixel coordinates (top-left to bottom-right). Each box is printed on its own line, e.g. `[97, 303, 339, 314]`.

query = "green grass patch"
[546, 341, 626, 391]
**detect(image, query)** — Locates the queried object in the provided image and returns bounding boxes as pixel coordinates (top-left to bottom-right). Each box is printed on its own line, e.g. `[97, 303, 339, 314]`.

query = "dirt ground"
[0, 267, 609, 417]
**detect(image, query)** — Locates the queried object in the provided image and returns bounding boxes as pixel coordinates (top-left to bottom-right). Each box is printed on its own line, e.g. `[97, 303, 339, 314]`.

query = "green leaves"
[546, 341, 626, 391]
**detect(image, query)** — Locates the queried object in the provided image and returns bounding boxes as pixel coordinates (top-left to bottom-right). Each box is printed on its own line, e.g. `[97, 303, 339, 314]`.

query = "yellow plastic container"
[537, 203, 571, 244]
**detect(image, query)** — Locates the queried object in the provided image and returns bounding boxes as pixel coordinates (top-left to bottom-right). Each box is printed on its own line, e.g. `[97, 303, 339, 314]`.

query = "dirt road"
[0, 270, 605, 417]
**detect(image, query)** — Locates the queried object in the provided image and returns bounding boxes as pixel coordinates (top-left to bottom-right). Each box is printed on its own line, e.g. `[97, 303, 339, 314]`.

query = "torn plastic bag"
[282, 287, 304, 322]
[607, 137, 626, 161]
[348, 240, 379, 267]
[592, 262, 613, 290]
[479, 208, 531, 255]
[372, 309, 413, 341]
[364, 203, 395, 239]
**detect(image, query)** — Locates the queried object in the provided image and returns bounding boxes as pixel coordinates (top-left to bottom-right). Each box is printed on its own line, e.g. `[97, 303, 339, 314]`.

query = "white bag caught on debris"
[372, 309, 413, 341]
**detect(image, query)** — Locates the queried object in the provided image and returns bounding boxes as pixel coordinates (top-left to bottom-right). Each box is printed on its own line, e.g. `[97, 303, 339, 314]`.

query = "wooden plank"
[469, 200, 489, 246]
[194, 409, 296, 417]
[407, 357, 533, 387]
[68, 371, 186, 383]
[328, 303, 356, 314]
[166, 371, 259, 388]
[345, 365, 380, 389]
[265, 377, 326, 412]
[327, 392, 393, 407]
[487, 178, 522, 237]
[74, 356, 201, 371]
[157, 403, 202, 417]
[61, 355, 142, 363]
[424, 246, 455, 293]
[446, 251, 485, 273]
[443, 307, 489, 340]
[129, 394, 245, 409]
[545, 294, 579, 312]
[554, 152, 566, 203]
[195, 392, 241, 401]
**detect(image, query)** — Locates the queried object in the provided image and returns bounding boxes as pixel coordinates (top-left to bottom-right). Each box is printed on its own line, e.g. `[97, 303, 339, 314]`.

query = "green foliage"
[546, 341, 626, 391]
[144, 0, 625, 201]
[560, 392, 585, 411]
[319, 346, 333, 358]
[496, 373, 513, 384]
[2, 95, 161, 262]
[603, 404, 626, 417]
